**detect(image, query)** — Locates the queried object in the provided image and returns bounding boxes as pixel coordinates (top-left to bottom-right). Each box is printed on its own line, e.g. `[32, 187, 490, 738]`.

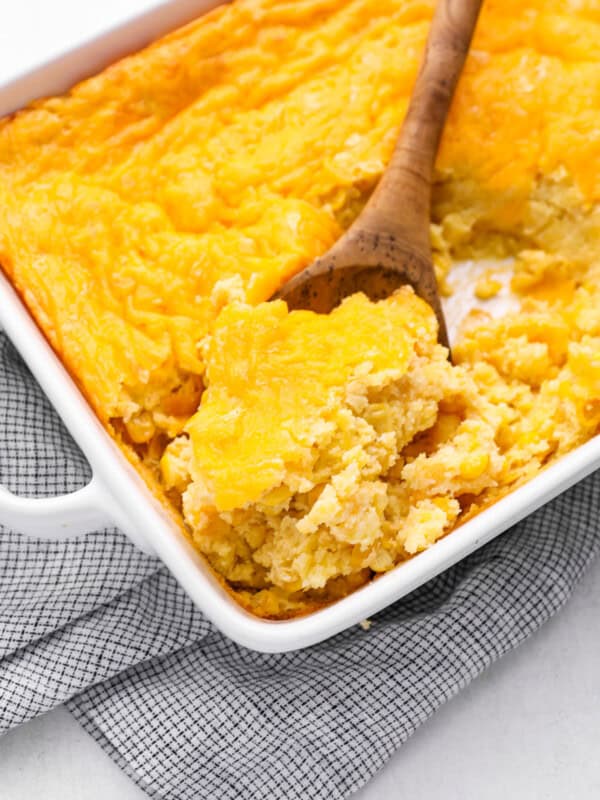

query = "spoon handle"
[358, 0, 483, 253]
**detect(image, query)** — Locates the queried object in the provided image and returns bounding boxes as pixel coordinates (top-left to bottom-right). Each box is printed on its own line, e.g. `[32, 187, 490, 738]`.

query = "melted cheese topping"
[185, 290, 431, 510]
[0, 0, 598, 430]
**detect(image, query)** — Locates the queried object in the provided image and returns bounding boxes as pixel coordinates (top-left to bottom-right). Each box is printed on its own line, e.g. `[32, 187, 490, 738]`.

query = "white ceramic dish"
[0, 0, 598, 652]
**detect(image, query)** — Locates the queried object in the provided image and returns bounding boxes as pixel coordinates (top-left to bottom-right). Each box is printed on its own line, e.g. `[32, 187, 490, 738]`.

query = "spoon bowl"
[276, 227, 449, 347]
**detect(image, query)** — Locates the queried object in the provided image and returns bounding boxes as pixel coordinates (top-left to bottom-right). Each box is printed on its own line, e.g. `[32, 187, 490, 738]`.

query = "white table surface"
[1, 2, 599, 798]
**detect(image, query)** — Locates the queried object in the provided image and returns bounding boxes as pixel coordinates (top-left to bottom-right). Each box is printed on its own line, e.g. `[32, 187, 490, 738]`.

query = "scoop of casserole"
[161, 289, 506, 612]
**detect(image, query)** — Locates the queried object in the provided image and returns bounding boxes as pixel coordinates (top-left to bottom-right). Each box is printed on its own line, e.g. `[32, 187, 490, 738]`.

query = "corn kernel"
[475, 272, 503, 300]
[460, 453, 490, 481]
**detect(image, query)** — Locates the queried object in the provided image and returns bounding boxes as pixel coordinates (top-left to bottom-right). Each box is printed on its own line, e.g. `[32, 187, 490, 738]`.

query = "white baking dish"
[1, 0, 599, 652]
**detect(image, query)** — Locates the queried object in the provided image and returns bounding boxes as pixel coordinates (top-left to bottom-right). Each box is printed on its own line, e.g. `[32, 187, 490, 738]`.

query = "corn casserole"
[0, 0, 598, 616]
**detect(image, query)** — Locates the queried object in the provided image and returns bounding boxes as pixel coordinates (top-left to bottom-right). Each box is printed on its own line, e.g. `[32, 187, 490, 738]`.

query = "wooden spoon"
[273, 0, 483, 350]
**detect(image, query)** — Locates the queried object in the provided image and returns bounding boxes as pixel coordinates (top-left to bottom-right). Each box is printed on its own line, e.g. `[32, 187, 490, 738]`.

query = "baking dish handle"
[0, 475, 113, 537]
[1, 475, 116, 538]
[0, 472, 156, 553]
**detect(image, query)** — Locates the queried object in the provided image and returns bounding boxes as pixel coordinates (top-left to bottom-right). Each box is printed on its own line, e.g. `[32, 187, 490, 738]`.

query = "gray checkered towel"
[1, 329, 599, 800]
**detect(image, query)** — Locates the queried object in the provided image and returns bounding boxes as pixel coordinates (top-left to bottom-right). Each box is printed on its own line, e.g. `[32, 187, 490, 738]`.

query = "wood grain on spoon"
[273, 0, 484, 351]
